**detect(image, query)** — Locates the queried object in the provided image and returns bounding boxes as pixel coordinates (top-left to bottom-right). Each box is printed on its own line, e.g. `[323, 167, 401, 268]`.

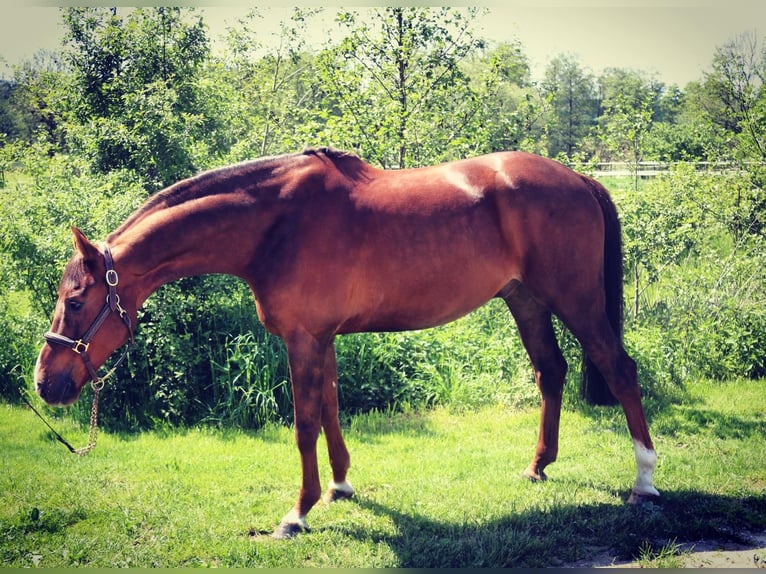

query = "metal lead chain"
[73, 381, 101, 455]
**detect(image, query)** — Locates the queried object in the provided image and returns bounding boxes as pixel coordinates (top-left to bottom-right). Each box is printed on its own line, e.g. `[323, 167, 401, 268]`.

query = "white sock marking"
[328, 479, 355, 496]
[280, 508, 309, 530]
[632, 439, 660, 497]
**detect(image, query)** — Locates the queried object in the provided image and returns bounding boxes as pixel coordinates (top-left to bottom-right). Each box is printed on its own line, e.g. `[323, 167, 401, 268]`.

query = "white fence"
[591, 161, 757, 178]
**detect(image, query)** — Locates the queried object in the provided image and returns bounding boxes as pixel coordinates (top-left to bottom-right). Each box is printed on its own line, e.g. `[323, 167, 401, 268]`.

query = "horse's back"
[347, 151, 605, 277]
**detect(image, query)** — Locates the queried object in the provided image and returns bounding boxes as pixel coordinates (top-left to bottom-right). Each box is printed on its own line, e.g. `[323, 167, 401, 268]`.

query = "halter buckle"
[105, 269, 119, 287]
[72, 339, 90, 355]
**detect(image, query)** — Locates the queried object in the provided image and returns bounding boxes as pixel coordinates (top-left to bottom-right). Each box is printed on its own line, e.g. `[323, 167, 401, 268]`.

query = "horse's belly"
[337, 254, 511, 334]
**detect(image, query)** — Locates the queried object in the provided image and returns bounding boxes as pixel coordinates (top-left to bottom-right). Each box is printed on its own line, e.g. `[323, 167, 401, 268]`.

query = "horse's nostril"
[35, 379, 47, 399]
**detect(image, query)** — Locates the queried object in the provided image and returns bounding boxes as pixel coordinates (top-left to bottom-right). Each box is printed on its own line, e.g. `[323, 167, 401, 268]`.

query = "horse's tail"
[580, 176, 622, 406]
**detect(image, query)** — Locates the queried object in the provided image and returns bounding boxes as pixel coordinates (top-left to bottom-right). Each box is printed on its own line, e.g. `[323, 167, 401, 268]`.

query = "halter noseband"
[44, 245, 134, 388]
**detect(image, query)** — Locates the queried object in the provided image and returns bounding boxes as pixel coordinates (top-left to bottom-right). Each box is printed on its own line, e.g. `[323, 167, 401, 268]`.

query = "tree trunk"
[396, 8, 407, 168]
[633, 264, 640, 320]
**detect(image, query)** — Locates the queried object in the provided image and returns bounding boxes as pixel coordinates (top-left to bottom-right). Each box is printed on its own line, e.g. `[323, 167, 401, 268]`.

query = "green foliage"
[636, 539, 687, 568]
[0, 293, 44, 402]
[206, 330, 292, 429]
[467, 42, 545, 155]
[702, 31, 766, 161]
[62, 7, 209, 120]
[644, 120, 715, 162]
[90, 276, 287, 431]
[643, 245, 766, 382]
[540, 53, 598, 158]
[0, 149, 146, 404]
[616, 166, 766, 390]
[0, 149, 146, 303]
[212, 8, 324, 161]
[336, 301, 537, 415]
[598, 84, 654, 191]
[61, 7, 214, 188]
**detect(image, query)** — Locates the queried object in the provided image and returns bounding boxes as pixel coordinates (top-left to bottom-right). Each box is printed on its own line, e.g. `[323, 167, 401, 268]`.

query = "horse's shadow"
[318, 488, 766, 568]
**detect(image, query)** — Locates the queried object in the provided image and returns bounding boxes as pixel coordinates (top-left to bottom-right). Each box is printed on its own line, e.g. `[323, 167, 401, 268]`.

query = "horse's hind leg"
[564, 310, 660, 502]
[321, 340, 354, 503]
[503, 282, 568, 482]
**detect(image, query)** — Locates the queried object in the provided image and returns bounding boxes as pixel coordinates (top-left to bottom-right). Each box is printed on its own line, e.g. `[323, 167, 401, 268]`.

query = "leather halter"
[43, 245, 134, 388]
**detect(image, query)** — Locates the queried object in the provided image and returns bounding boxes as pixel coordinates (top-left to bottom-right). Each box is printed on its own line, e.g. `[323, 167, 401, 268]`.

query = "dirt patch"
[564, 530, 766, 568]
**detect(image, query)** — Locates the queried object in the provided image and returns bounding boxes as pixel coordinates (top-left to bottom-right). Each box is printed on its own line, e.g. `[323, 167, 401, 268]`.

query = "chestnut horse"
[34, 148, 659, 538]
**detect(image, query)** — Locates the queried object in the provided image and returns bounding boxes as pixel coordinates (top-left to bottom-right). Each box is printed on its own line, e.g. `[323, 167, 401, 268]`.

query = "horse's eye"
[67, 299, 83, 312]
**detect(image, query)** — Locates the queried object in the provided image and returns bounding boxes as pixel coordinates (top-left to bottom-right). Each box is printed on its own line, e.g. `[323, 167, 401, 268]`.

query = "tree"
[7, 50, 71, 149]
[61, 7, 212, 188]
[619, 165, 703, 319]
[63, 7, 208, 118]
[0, 80, 32, 143]
[641, 82, 712, 163]
[644, 119, 714, 162]
[316, 7, 486, 168]
[596, 68, 656, 191]
[466, 41, 546, 155]
[541, 53, 598, 159]
[700, 31, 766, 236]
[702, 31, 765, 157]
[213, 7, 324, 160]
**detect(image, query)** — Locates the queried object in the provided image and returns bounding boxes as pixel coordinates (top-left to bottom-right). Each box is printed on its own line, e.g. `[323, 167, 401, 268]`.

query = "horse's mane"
[301, 146, 359, 162]
[301, 146, 368, 181]
[109, 148, 365, 241]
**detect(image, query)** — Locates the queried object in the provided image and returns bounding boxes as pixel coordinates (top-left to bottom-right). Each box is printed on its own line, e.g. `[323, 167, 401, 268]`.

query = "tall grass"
[335, 300, 539, 414]
[205, 331, 292, 428]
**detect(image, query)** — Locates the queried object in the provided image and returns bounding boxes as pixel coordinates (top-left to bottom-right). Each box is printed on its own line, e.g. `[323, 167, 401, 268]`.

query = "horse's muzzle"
[35, 371, 81, 407]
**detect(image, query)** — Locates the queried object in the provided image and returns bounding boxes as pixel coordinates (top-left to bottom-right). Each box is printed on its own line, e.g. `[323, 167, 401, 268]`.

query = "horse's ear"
[71, 226, 100, 264]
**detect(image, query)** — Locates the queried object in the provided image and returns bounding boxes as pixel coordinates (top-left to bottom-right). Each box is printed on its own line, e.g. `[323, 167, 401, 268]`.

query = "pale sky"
[1, 2, 765, 87]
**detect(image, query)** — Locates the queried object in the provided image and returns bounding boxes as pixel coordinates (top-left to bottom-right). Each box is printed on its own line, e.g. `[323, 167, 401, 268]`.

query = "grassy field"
[1, 378, 764, 568]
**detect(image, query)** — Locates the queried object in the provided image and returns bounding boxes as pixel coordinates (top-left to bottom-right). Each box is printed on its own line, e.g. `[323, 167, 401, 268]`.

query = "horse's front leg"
[272, 330, 328, 539]
[321, 341, 355, 503]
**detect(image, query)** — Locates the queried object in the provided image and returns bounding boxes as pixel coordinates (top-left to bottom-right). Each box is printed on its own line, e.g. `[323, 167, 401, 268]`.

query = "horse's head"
[34, 227, 134, 406]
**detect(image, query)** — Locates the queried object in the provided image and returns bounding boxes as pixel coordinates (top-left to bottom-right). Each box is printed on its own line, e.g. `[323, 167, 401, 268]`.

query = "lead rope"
[20, 379, 101, 455]
[73, 352, 127, 454]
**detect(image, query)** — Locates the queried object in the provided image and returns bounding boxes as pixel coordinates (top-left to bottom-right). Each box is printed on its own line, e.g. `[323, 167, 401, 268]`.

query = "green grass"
[2, 378, 765, 567]
[636, 538, 688, 568]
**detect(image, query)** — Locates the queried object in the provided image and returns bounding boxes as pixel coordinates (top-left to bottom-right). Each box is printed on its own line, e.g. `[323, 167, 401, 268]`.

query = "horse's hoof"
[628, 490, 661, 505]
[324, 488, 354, 503]
[271, 520, 308, 540]
[272, 510, 310, 539]
[323, 480, 355, 504]
[522, 467, 547, 482]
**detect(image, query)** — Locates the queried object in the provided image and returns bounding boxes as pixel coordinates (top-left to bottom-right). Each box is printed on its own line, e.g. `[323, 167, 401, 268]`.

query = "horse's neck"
[108, 151, 352, 307]
[111, 197, 268, 307]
